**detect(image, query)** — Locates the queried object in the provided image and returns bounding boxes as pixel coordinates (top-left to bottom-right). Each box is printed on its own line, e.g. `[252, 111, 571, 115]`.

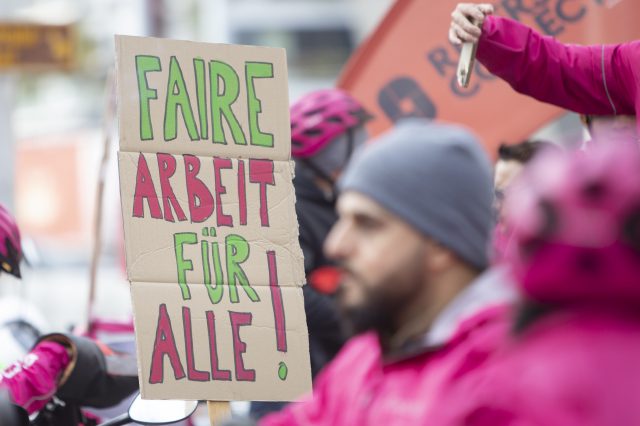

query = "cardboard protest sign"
[338, 0, 640, 156]
[115, 35, 311, 401]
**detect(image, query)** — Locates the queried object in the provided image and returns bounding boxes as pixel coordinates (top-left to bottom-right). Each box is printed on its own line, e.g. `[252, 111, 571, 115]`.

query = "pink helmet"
[503, 142, 640, 306]
[0, 204, 22, 278]
[290, 89, 371, 158]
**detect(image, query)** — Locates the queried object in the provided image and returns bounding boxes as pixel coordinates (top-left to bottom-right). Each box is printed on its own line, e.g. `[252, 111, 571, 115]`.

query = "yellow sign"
[0, 23, 74, 71]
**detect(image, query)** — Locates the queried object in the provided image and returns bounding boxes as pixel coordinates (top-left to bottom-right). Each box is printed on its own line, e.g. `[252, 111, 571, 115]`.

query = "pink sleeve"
[260, 366, 334, 426]
[259, 336, 369, 426]
[477, 16, 636, 116]
[0, 342, 70, 414]
[614, 41, 640, 117]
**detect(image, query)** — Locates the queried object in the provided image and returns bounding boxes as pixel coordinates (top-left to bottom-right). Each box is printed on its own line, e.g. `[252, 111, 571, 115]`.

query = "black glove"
[0, 390, 29, 426]
[36, 333, 139, 408]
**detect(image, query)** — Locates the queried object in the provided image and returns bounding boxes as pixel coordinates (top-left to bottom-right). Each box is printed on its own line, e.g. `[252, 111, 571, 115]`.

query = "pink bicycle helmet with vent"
[503, 142, 640, 306]
[0, 204, 22, 278]
[290, 89, 371, 158]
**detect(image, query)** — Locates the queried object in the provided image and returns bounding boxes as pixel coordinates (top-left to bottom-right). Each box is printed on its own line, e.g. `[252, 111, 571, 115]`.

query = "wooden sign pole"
[208, 401, 231, 425]
[86, 70, 116, 333]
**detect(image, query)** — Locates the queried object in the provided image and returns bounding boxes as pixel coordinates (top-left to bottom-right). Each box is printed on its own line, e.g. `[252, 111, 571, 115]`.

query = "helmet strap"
[301, 157, 337, 202]
[302, 128, 358, 203]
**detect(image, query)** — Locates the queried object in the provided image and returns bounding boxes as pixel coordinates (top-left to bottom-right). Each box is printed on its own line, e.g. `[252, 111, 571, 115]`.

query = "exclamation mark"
[267, 250, 288, 380]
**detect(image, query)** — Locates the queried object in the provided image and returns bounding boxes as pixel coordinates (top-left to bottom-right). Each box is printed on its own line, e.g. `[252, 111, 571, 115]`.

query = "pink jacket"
[261, 305, 510, 426]
[0, 342, 70, 414]
[477, 16, 640, 126]
[431, 306, 640, 426]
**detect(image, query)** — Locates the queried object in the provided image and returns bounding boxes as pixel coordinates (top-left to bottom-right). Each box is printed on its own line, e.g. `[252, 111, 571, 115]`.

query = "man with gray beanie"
[253, 119, 515, 425]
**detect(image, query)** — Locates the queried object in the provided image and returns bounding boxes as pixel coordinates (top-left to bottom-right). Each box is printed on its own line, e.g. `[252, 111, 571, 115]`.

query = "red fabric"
[308, 266, 342, 295]
[432, 306, 640, 426]
[261, 305, 510, 426]
[0, 342, 70, 414]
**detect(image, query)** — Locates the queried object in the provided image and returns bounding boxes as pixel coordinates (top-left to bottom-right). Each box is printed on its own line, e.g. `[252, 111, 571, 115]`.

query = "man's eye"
[356, 216, 381, 230]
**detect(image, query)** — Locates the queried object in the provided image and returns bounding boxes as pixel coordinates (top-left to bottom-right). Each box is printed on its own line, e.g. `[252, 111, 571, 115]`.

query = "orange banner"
[338, 0, 640, 156]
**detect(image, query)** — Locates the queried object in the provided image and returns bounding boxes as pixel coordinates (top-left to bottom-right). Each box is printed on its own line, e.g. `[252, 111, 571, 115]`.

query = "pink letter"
[206, 311, 232, 381]
[213, 157, 233, 227]
[237, 159, 247, 226]
[149, 304, 185, 384]
[182, 307, 209, 381]
[267, 251, 287, 352]
[229, 311, 256, 382]
[133, 153, 162, 219]
[249, 159, 275, 227]
[184, 155, 214, 223]
[157, 153, 187, 222]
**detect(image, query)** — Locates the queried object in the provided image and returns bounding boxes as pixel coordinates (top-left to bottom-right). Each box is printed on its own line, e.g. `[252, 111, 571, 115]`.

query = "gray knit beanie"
[338, 119, 494, 270]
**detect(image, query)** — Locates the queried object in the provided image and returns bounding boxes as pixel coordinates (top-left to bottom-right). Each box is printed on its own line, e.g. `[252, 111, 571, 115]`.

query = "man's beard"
[336, 249, 427, 341]
[338, 284, 393, 338]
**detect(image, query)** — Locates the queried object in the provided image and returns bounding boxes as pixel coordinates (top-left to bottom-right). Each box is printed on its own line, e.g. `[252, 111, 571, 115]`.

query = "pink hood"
[433, 306, 640, 425]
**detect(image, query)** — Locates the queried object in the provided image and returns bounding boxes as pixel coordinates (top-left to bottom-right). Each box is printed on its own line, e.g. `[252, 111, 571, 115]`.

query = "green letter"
[225, 234, 259, 303]
[194, 58, 208, 140]
[174, 232, 198, 300]
[164, 56, 199, 141]
[245, 62, 274, 148]
[136, 55, 161, 140]
[209, 60, 246, 145]
[202, 229, 224, 304]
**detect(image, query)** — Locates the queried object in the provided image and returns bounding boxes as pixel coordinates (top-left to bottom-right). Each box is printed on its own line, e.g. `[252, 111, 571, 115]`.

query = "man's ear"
[425, 239, 455, 274]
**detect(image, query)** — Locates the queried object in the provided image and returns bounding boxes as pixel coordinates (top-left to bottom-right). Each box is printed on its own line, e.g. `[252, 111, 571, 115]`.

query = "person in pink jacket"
[449, 3, 639, 142]
[492, 140, 559, 263]
[0, 339, 71, 415]
[430, 141, 640, 425]
[0, 205, 138, 420]
[0, 204, 66, 415]
[248, 120, 517, 426]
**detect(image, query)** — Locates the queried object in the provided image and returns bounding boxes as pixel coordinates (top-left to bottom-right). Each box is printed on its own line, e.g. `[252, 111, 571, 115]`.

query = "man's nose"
[324, 221, 352, 261]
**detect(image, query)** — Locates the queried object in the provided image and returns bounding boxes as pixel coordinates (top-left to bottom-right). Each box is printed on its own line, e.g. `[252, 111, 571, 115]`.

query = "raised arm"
[450, 3, 637, 116]
[479, 15, 621, 115]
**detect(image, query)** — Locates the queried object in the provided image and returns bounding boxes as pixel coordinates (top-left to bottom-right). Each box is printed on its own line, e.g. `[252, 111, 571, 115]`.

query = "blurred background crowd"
[0, 0, 397, 332]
